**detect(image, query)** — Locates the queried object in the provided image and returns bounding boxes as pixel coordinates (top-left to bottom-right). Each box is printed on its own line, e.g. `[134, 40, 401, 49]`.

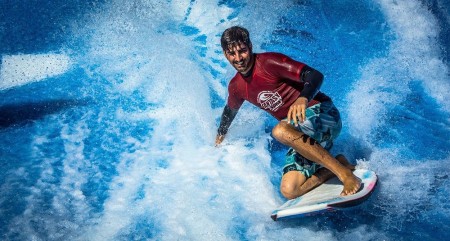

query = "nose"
[235, 52, 243, 62]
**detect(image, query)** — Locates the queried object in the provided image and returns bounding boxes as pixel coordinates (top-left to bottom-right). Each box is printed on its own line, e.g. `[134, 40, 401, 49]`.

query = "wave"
[1, 0, 449, 240]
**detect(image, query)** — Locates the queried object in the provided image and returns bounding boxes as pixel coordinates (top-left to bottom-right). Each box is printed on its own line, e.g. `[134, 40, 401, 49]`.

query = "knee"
[280, 182, 297, 200]
[272, 122, 290, 142]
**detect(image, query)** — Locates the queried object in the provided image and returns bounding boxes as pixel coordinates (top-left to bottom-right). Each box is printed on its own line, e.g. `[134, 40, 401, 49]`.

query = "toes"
[340, 189, 350, 196]
[340, 186, 360, 196]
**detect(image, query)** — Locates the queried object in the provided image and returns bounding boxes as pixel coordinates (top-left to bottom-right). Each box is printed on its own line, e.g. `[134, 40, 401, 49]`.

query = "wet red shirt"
[227, 52, 330, 120]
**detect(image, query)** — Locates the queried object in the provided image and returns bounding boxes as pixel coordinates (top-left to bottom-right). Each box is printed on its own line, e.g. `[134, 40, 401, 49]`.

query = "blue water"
[1, 0, 449, 240]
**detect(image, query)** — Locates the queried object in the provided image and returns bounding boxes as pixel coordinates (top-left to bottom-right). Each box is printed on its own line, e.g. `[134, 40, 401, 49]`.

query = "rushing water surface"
[1, 0, 449, 240]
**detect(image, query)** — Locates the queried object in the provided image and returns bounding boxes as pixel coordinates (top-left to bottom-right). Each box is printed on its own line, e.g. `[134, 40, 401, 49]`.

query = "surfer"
[215, 26, 361, 199]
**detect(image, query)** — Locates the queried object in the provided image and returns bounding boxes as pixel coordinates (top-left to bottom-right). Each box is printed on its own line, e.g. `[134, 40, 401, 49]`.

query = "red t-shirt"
[227, 52, 330, 120]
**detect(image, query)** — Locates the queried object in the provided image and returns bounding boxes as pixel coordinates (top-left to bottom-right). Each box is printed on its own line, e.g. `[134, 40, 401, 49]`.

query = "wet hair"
[220, 26, 252, 51]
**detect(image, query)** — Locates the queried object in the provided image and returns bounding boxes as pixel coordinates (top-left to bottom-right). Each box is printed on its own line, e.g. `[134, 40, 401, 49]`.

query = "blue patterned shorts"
[282, 101, 342, 178]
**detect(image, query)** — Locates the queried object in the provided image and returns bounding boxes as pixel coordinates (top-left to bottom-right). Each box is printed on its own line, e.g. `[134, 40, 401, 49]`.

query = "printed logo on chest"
[257, 91, 283, 112]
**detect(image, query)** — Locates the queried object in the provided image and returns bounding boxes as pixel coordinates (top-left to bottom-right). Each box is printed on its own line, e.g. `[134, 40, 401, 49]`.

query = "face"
[223, 42, 254, 75]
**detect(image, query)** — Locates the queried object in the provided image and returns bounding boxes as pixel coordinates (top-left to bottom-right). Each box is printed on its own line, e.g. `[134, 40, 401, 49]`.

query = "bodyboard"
[271, 169, 377, 221]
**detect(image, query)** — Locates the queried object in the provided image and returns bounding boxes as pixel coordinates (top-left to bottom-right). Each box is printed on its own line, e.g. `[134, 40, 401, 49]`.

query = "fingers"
[301, 106, 306, 122]
[215, 134, 225, 147]
[288, 105, 305, 126]
[287, 107, 297, 126]
[288, 97, 308, 126]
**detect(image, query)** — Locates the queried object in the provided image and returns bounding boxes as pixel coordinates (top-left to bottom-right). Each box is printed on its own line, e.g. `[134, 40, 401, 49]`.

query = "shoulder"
[257, 52, 290, 62]
[257, 52, 305, 77]
[258, 52, 302, 67]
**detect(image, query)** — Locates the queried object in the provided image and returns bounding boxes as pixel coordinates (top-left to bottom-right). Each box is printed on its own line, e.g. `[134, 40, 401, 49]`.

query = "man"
[215, 26, 361, 199]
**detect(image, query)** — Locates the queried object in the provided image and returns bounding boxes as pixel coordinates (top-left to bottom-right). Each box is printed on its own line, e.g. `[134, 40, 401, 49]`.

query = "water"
[1, 0, 449, 240]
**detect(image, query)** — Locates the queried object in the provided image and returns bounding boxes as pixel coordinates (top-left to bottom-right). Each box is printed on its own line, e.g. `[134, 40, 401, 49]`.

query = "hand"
[287, 97, 308, 126]
[215, 134, 225, 147]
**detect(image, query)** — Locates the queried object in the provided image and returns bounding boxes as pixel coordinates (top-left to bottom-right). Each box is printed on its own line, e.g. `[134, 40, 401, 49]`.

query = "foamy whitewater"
[1, 0, 449, 240]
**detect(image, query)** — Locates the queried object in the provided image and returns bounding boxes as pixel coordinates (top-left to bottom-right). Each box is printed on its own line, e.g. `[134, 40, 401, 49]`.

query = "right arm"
[215, 105, 240, 146]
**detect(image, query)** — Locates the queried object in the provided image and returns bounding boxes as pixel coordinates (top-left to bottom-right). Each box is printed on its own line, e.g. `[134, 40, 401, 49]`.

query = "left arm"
[287, 66, 324, 126]
[299, 66, 324, 102]
[266, 53, 324, 125]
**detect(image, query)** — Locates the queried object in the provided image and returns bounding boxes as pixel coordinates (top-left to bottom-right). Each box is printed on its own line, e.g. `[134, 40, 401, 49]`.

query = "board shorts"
[282, 101, 342, 178]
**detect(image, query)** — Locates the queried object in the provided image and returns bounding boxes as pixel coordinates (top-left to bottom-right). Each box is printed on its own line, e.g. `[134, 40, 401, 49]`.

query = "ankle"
[337, 168, 354, 181]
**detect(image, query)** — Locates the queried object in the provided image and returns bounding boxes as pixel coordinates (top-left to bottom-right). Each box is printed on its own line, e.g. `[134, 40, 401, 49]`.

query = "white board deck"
[271, 169, 377, 221]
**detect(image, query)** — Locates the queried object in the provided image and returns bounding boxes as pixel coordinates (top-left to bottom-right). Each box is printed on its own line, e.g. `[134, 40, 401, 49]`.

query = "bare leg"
[294, 154, 356, 197]
[273, 122, 361, 196]
[280, 155, 355, 199]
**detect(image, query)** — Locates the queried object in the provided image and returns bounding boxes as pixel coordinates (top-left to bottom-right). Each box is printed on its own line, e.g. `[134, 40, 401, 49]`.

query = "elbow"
[311, 69, 324, 88]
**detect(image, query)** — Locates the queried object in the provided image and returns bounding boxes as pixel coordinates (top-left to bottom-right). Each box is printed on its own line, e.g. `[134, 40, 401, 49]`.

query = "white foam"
[379, 0, 450, 110]
[0, 53, 72, 90]
[78, 0, 399, 238]
[369, 149, 450, 230]
[14, 0, 445, 240]
[77, 0, 302, 240]
[348, 0, 450, 138]
[5, 114, 95, 240]
[346, 1, 450, 229]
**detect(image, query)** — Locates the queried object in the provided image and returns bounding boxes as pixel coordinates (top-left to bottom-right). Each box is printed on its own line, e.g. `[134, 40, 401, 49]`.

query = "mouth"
[234, 60, 245, 68]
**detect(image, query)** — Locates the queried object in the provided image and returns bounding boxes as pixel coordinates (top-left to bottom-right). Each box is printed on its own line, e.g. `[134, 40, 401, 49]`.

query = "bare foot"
[341, 173, 362, 196]
[334, 154, 362, 196]
[314, 155, 355, 183]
